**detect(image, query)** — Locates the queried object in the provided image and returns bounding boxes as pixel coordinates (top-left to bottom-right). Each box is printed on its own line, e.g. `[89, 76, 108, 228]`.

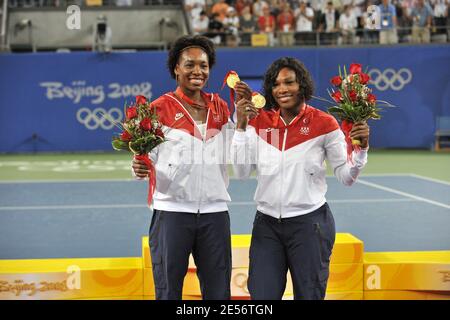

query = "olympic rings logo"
[76, 107, 123, 130]
[368, 68, 412, 91]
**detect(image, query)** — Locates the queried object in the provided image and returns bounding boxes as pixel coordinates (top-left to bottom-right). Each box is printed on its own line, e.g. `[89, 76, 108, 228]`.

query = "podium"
[0, 234, 448, 300]
[142, 233, 365, 300]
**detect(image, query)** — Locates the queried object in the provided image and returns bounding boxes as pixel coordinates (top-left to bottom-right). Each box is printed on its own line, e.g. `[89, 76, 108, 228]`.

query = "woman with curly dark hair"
[231, 57, 370, 300]
[132, 35, 251, 300]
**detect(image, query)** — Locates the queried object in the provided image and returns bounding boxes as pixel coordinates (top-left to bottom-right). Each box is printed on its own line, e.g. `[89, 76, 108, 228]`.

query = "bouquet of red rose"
[112, 95, 165, 205]
[327, 63, 393, 162]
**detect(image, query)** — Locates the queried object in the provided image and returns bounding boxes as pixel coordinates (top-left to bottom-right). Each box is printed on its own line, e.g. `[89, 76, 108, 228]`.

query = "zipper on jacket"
[197, 110, 209, 214]
[279, 128, 288, 221]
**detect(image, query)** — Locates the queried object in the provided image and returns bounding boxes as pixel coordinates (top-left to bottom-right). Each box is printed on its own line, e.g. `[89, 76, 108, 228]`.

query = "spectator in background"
[401, 0, 418, 17]
[295, 1, 314, 32]
[361, 0, 379, 44]
[319, 1, 339, 32]
[409, 0, 433, 43]
[192, 10, 210, 35]
[253, 0, 269, 17]
[206, 12, 226, 45]
[430, 0, 448, 36]
[378, 0, 398, 44]
[224, 6, 240, 36]
[239, 5, 259, 45]
[339, 4, 357, 44]
[277, 2, 296, 46]
[258, 5, 276, 46]
[235, 0, 252, 16]
[240, 5, 259, 33]
[211, 0, 230, 23]
[392, 0, 410, 42]
[318, 1, 340, 44]
[269, 0, 283, 18]
[185, 0, 207, 22]
[223, 6, 240, 46]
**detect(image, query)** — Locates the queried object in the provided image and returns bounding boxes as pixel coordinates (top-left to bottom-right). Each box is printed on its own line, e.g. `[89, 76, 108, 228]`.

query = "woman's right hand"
[236, 99, 259, 131]
[132, 159, 149, 178]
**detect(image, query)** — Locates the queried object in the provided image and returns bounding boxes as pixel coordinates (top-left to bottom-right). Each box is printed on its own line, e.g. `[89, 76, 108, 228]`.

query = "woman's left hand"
[234, 81, 252, 102]
[350, 121, 370, 149]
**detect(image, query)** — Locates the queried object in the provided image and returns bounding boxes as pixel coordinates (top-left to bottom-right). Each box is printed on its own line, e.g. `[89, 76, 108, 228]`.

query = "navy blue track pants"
[248, 203, 336, 300]
[149, 209, 232, 300]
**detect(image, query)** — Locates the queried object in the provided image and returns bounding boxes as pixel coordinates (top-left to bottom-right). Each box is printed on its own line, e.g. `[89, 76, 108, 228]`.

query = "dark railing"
[200, 26, 450, 47]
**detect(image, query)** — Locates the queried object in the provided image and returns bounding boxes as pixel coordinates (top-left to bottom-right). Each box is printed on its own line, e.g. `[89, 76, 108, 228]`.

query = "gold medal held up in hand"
[251, 92, 266, 109]
[225, 71, 240, 89]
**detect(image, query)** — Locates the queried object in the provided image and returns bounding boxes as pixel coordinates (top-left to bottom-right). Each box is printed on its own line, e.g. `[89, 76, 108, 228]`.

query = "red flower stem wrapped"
[341, 120, 361, 164]
[134, 154, 156, 206]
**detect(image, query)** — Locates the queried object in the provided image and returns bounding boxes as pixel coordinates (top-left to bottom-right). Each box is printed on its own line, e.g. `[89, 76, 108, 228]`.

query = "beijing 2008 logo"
[76, 107, 123, 130]
[368, 68, 413, 91]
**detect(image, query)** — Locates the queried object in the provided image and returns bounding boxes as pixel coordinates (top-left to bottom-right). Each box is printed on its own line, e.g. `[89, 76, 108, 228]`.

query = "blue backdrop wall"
[1, 45, 449, 152]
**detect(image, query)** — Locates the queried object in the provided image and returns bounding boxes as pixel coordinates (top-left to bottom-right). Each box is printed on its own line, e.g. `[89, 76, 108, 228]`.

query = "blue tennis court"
[0, 174, 449, 260]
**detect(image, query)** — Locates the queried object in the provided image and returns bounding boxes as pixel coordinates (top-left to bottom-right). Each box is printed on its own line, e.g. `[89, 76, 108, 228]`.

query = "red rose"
[140, 118, 152, 131]
[136, 95, 147, 105]
[331, 76, 342, 86]
[349, 90, 358, 102]
[126, 106, 137, 120]
[367, 93, 376, 104]
[359, 72, 370, 85]
[332, 91, 342, 103]
[349, 63, 362, 75]
[120, 131, 132, 141]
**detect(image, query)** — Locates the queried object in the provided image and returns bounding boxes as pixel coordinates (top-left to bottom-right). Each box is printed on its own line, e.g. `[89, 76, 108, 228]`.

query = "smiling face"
[272, 67, 303, 110]
[175, 47, 209, 92]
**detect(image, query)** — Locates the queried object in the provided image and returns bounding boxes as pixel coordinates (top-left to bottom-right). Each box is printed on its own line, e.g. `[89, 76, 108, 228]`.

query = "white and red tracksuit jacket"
[231, 104, 368, 219]
[133, 91, 234, 213]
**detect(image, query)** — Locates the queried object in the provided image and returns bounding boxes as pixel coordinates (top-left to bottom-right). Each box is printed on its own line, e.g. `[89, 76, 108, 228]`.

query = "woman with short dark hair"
[231, 57, 370, 300]
[133, 35, 251, 300]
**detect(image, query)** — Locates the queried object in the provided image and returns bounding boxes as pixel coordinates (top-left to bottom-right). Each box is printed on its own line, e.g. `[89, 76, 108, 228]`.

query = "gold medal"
[252, 92, 266, 109]
[226, 72, 240, 89]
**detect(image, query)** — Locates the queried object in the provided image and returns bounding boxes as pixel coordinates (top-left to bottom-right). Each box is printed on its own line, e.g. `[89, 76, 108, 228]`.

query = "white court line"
[408, 174, 450, 187]
[358, 173, 412, 177]
[0, 198, 415, 211]
[357, 179, 450, 210]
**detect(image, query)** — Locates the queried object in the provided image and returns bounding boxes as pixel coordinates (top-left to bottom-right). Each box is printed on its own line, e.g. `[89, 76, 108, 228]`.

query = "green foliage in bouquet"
[326, 63, 394, 123]
[111, 96, 165, 155]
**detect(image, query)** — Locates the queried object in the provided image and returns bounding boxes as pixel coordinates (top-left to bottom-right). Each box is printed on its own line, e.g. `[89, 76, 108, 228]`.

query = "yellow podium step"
[364, 251, 450, 292]
[142, 233, 364, 298]
[0, 258, 143, 300]
[364, 290, 450, 300]
[142, 233, 363, 268]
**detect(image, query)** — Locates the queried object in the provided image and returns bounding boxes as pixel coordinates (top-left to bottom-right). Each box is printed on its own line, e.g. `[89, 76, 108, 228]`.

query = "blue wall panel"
[0, 45, 449, 152]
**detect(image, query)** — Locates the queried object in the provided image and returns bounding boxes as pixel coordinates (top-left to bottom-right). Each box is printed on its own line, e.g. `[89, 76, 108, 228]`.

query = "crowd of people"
[186, 0, 449, 46]
[6, 0, 449, 46]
